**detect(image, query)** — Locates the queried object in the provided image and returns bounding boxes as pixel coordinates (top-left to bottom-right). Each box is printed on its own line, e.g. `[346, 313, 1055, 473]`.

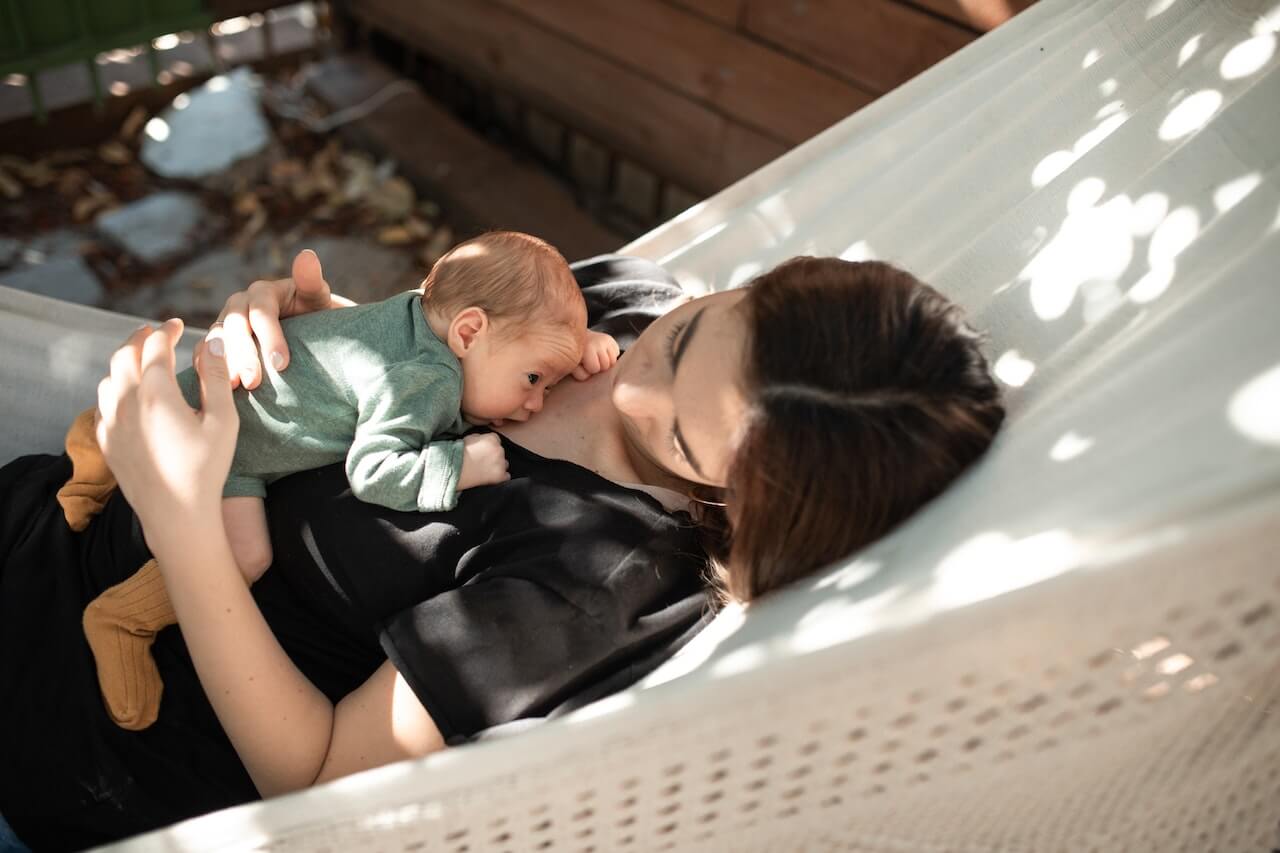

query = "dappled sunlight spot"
[567, 691, 636, 722]
[1022, 195, 1133, 320]
[667, 199, 709, 226]
[710, 642, 768, 679]
[1184, 672, 1218, 692]
[1131, 636, 1170, 660]
[1050, 431, 1095, 462]
[1081, 279, 1125, 324]
[1213, 172, 1262, 213]
[1095, 99, 1125, 119]
[1032, 114, 1128, 190]
[656, 221, 726, 267]
[1128, 262, 1175, 303]
[206, 74, 231, 93]
[813, 557, 880, 592]
[1067, 177, 1106, 213]
[1130, 192, 1169, 237]
[109, 81, 130, 96]
[152, 33, 181, 51]
[144, 117, 171, 142]
[755, 192, 796, 239]
[838, 240, 877, 262]
[1148, 205, 1200, 266]
[212, 16, 253, 36]
[172, 93, 191, 111]
[727, 262, 763, 288]
[642, 603, 746, 687]
[1098, 78, 1118, 97]
[1158, 89, 1223, 140]
[1031, 151, 1074, 188]
[358, 801, 443, 831]
[1146, 0, 1179, 18]
[1220, 33, 1276, 80]
[929, 530, 1081, 610]
[994, 350, 1035, 387]
[1157, 653, 1194, 675]
[1227, 363, 1280, 446]
[1078, 112, 1126, 150]
[788, 587, 905, 655]
[1179, 34, 1203, 67]
[1082, 48, 1102, 69]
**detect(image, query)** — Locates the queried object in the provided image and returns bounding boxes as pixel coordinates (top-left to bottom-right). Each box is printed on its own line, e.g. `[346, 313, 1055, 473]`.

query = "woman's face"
[611, 290, 750, 488]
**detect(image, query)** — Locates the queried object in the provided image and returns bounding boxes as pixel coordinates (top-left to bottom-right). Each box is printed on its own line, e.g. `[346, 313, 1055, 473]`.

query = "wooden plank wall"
[345, 0, 1032, 225]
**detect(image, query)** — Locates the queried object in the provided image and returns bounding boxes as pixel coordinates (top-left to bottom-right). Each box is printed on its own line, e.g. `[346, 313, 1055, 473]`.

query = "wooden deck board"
[348, 0, 782, 193]
[305, 54, 621, 259]
[494, 0, 872, 147]
[742, 0, 975, 94]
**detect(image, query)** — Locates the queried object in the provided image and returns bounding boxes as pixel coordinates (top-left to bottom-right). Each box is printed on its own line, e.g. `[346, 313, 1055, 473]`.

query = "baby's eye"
[526, 373, 541, 386]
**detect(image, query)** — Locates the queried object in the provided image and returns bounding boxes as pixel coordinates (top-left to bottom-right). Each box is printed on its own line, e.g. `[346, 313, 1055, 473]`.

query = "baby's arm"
[572, 330, 621, 381]
[222, 496, 273, 584]
[348, 366, 508, 513]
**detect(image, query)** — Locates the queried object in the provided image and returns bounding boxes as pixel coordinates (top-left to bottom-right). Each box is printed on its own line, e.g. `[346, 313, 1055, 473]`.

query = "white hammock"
[3, 0, 1278, 849]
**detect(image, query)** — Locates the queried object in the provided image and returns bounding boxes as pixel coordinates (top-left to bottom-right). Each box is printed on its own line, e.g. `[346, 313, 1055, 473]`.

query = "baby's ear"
[448, 307, 489, 357]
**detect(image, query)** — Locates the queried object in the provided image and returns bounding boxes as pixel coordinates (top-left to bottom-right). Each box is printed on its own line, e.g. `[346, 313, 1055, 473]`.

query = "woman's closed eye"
[665, 319, 691, 466]
[665, 320, 688, 366]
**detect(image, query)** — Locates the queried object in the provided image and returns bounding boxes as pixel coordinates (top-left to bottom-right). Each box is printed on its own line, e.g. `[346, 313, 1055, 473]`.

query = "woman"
[0, 253, 1003, 850]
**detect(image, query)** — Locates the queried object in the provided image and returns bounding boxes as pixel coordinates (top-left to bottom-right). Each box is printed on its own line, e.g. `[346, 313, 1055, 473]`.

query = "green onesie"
[176, 290, 469, 513]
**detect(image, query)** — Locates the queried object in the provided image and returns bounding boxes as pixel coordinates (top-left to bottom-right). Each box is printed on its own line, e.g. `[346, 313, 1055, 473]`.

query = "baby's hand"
[572, 331, 621, 381]
[458, 433, 510, 490]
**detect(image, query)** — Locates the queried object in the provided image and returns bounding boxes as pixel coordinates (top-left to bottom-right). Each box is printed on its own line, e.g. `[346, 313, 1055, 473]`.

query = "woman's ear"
[448, 307, 489, 358]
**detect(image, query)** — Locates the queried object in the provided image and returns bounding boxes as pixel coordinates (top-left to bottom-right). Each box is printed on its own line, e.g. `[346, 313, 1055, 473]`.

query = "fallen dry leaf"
[98, 141, 133, 166]
[73, 193, 116, 221]
[377, 225, 414, 246]
[57, 168, 92, 197]
[0, 168, 22, 200]
[405, 217, 431, 239]
[367, 176, 415, 221]
[233, 191, 262, 216]
[119, 106, 148, 140]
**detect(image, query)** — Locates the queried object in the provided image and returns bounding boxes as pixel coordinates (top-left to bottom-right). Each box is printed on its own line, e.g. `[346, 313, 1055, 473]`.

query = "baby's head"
[423, 231, 586, 426]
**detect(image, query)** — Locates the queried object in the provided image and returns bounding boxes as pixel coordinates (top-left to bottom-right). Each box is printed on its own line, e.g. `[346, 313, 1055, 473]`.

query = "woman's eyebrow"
[671, 307, 708, 478]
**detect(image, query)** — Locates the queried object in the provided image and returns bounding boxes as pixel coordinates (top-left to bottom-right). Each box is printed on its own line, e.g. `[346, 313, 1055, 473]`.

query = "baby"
[63, 230, 619, 730]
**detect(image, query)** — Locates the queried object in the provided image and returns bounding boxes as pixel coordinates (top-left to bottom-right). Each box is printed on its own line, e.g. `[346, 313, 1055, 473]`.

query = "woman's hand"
[219, 249, 356, 391]
[95, 319, 238, 549]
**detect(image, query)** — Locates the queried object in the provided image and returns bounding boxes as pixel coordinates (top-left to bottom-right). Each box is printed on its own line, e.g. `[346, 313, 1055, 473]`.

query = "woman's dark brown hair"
[701, 257, 1005, 603]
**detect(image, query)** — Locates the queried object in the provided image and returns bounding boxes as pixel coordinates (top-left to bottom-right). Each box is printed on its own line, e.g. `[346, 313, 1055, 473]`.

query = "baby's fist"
[458, 433, 510, 490]
[572, 331, 621, 381]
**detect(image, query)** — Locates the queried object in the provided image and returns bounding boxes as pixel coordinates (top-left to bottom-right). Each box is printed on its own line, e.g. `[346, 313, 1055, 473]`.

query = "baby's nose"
[525, 392, 544, 413]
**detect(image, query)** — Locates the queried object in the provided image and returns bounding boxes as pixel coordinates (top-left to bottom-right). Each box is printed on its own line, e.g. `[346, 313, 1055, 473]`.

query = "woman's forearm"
[147, 514, 336, 797]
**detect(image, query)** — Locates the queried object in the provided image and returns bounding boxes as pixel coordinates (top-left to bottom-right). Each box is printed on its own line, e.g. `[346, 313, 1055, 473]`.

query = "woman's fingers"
[107, 325, 151, 389]
[195, 334, 237, 435]
[139, 318, 183, 395]
[246, 278, 289, 373]
[289, 249, 332, 314]
[220, 302, 262, 390]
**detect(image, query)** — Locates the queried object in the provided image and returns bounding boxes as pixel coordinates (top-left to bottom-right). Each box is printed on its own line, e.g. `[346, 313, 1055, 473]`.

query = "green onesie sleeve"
[346, 360, 467, 513]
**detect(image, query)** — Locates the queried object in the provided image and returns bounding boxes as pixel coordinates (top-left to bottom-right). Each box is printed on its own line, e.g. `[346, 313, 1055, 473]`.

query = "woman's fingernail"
[207, 337, 225, 357]
[240, 370, 254, 385]
[269, 351, 285, 370]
